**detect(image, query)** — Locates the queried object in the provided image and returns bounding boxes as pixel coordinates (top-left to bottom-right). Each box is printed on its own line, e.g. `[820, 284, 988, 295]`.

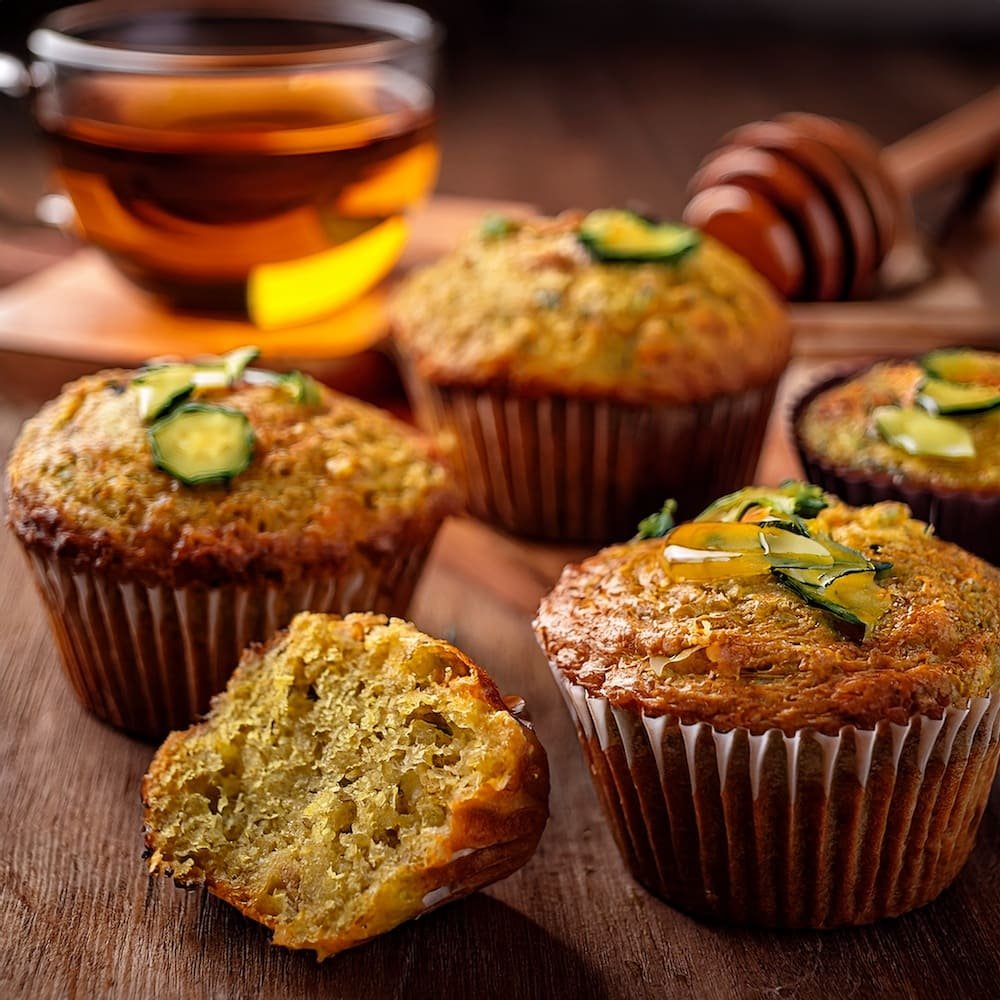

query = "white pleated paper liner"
[550, 663, 1000, 928]
[24, 541, 435, 741]
[400, 361, 780, 542]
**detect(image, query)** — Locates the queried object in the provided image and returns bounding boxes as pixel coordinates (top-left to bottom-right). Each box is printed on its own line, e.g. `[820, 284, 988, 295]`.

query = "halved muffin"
[143, 612, 550, 958]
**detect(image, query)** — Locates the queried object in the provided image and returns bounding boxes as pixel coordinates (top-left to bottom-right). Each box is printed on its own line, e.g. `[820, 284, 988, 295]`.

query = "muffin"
[534, 483, 1000, 927]
[143, 612, 550, 959]
[793, 348, 1000, 564]
[5, 349, 460, 738]
[392, 209, 790, 541]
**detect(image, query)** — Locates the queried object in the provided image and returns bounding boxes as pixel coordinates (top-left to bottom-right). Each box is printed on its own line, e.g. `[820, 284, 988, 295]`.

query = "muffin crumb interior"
[144, 614, 530, 952]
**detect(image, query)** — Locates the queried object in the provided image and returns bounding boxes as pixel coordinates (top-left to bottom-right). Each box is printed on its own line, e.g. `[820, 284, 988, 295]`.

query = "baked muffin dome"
[535, 485, 1000, 927]
[7, 369, 459, 587]
[6, 360, 460, 737]
[797, 359, 1000, 492]
[536, 498, 1000, 735]
[392, 212, 790, 404]
[392, 211, 790, 541]
[794, 351, 1000, 564]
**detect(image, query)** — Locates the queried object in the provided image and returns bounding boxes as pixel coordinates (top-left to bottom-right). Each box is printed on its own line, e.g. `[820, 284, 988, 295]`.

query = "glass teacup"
[15, 0, 440, 327]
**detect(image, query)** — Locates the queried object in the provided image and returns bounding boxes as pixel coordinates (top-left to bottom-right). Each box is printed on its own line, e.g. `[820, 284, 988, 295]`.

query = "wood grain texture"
[1, 357, 1000, 1000]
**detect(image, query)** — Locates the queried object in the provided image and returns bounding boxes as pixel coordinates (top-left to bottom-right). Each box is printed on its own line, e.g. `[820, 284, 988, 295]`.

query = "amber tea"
[37, 57, 437, 327]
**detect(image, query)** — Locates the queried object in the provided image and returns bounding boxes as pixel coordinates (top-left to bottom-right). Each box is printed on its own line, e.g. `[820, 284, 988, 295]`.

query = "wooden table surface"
[2, 358, 1000, 1000]
[2, 31, 1000, 1000]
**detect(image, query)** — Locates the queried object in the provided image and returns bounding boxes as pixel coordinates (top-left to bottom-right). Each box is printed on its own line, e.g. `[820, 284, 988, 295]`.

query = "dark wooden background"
[1, 18, 1000, 1000]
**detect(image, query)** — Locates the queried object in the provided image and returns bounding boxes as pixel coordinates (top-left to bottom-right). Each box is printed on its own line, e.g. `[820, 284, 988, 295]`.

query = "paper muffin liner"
[23, 541, 435, 741]
[550, 664, 1000, 927]
[791, 368, 1000, 565]
[400, 364, 779, 542]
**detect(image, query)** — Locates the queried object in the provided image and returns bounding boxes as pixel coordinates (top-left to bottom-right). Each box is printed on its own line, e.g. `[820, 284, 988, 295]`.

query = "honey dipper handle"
[881, 86, 1000, 197]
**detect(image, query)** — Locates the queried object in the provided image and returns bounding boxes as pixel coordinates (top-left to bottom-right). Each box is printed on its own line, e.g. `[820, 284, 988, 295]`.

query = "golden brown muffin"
[535, 485, 1000, 927]
[392, 212, 789, 404]
[5, 360, 460, 737]
[794, 353, 1000, 564]
[7, 369, 457, 586]
[143, 612, 549, 959]
[391, 211, 791, 540]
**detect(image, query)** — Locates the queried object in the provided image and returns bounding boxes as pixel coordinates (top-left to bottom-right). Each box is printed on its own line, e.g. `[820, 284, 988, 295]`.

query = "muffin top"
[6, 364, 459, 586]
[797, 353, 1000, 492]
[391, 211, 790, 404]
[534, 486, 1000, 735]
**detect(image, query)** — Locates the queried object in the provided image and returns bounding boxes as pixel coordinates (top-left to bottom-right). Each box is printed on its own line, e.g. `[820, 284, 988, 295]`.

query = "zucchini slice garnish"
[873, 405, 975, 459]
[220, 346, 261, 383]
[278, 371, 322, 405]
[916, 377, 1000, 415]
[578, 209, 699, 264]
[696, 482, 828, 525]
[132, 365, 197, 421]
[773, 567, 889, 634]
[654, 501, 891, 637]
[920, 348, 1000, 389]
[132, 347, 262, 422]
[149, 403, 254, 487]
[190, 346, 261, 387]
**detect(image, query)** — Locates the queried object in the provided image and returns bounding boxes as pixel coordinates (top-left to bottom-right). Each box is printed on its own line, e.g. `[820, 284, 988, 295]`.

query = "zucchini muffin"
[392, 209, 790, 541]
[6, 350, 459, 738]
[143, 613, 549, 959]
[794, 348, 1000, 563]
[534, 483, 1000, 927]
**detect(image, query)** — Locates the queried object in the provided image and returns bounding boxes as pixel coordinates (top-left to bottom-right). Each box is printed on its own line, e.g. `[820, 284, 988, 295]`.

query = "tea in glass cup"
[27, 0, 440, 327]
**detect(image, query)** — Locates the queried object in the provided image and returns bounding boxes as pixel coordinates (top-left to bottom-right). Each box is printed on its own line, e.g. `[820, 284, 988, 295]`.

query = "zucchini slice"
[758, 527, 834, 567]
[774, 567, 890, 636]
[917, 377, 1000, 415]
[220, 346, 261, 383]
[663, 545, 771, 581]
[279, 371, 322, 405]
[660, 514, 891, 634]
[191, 346, 261, 387]
[662, 522, 773, 580]
[132, 365, 196, 421]
[578, 209, 699, 264]
[873, 405, 975, 459]
[696, 482, 827, 525]
[920, 348, 1000, 389]
[149, 403, 254, 487]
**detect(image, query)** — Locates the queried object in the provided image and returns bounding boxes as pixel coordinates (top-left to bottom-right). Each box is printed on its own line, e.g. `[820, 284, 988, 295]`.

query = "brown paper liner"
[401, 364, 780, 542]
[23, 541, 435, 741]
[791, 368, 1000, 565]
[551, 664, 1000, 928]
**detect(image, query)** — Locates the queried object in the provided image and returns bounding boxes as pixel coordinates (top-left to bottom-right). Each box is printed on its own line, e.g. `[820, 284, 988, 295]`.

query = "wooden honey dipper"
[682, 88, 1000, 300]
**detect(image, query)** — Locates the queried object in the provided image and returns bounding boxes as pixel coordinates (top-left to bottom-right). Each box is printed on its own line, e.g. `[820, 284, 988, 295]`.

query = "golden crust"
[391, 214, 790, 405]
[6, 372, 460, 587]
[797, 360, 1000, 493]
[142, 613, 549, 959]
[534, 500, 1000, 735]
